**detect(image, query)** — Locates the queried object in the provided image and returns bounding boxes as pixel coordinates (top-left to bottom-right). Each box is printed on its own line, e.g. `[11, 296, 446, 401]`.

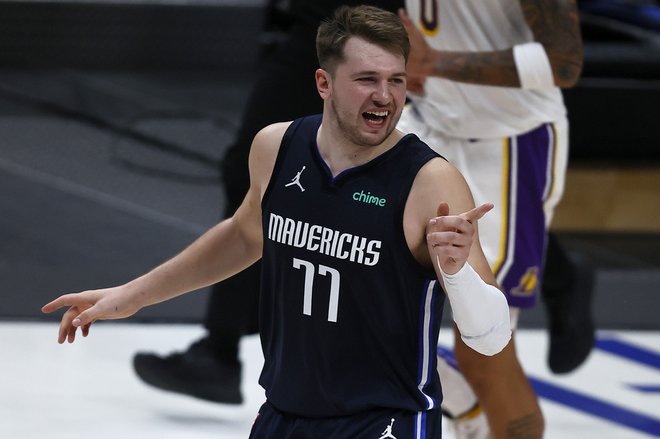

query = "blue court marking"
[530, 377, 660, 437]
[437, 345, 660, 437]
[627, 384, 660, 393]
[595, 336, 660, 370]
[437, 345, 457, 368]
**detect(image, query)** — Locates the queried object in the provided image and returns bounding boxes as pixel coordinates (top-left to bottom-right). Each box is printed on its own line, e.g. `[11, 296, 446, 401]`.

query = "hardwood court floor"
[2, 322, 658, 439]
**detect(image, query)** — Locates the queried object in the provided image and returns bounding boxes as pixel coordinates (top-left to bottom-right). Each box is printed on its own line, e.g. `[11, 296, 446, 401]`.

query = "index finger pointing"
[463, 203, 494, 223]
[41, 294, 80, 314]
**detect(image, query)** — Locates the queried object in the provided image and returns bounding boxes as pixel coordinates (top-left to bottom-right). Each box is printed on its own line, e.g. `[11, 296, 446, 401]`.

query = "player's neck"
[316, 122, 403, 177]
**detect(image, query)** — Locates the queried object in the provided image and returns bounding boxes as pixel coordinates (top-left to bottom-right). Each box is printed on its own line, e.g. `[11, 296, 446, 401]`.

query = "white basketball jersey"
[404, 0, 566, 139]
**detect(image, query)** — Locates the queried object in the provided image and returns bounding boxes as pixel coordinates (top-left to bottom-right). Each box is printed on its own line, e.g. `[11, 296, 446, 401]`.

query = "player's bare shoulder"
[249, 121, 294, 190]
[405, 155, 476, 233]
[412, 156, 471, 208]
[251, 122, 292, 160]
[403, 155, 478, 267]
[417, 156, 462, 185]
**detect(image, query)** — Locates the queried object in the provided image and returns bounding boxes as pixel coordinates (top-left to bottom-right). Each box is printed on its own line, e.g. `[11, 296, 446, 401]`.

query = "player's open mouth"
[363, 110, 389, 127]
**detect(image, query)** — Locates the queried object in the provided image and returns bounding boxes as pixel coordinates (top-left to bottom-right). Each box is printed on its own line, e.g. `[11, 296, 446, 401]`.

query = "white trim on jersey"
[496, 137, 518, 287]
[542, 123, 557, 201]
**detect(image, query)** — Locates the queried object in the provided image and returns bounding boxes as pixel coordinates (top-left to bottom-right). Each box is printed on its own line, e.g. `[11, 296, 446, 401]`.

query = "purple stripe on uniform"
[417, 280, 438, 409]
[428, 281, 439, 409]
[415, 410, 427, 439]
[501, 124, 553, 309]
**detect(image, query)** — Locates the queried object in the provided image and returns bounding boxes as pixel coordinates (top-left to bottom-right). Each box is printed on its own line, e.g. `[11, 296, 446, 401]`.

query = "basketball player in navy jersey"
[43, 6, 513, 438]
[131, 0, 406, 407]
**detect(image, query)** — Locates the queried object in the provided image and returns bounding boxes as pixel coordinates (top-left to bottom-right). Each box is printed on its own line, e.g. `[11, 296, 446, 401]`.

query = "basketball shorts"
[398, 106, 569, 308]
[249, 401, 443, 439]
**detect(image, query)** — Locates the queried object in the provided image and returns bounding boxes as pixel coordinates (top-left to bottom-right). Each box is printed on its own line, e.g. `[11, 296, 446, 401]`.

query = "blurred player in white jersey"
[397, 0, 593, 437]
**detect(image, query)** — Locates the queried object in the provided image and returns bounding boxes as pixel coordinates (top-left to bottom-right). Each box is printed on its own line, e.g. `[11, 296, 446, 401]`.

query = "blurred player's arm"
[398, 0, 582, 90]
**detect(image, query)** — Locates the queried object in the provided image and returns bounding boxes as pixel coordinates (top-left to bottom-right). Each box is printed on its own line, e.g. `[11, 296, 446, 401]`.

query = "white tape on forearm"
[439, 259, 512, 356]
[513, 42, 555, 90]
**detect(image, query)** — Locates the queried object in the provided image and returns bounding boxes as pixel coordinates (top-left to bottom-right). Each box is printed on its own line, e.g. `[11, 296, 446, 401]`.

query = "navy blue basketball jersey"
[259, 114, 445, 418]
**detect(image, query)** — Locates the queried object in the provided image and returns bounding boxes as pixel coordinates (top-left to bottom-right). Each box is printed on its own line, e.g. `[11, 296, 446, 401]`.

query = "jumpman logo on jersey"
[378, 418, 397, 439]
[284, 165, 306, 192]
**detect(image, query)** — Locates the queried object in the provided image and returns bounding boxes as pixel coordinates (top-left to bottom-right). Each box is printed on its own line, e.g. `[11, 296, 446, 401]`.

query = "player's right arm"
[398, 0, 582, 90]
[404, 158, 511, 356]
[41, 122, 291, 344]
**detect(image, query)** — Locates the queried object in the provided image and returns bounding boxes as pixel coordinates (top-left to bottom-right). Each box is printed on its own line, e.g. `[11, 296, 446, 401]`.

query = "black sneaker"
[133, 337, 243, 404]
[543, 251, 596, 374]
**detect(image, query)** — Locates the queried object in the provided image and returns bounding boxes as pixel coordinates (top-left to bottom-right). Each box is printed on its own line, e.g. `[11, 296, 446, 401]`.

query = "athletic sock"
[437, 351, 479, 418]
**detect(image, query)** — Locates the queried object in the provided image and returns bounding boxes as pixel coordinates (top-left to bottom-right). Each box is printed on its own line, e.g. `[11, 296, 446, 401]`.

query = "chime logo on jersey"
[267, 212, 381, 266]
[352, 190, 387, 207]
[511, 266, 540, 296]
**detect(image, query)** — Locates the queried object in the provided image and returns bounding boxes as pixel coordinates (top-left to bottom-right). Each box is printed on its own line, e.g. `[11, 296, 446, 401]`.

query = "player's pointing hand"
[426, 202, 493, 275]
[41, 287, 140, 344]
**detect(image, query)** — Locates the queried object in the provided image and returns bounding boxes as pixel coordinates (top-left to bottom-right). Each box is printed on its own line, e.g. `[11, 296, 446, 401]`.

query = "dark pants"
[203, 23, 323, 361]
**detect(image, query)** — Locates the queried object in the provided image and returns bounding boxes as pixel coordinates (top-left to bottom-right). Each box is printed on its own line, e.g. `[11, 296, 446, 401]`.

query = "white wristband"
[440, 260, 511, 356]
[513, 42, 555, 90]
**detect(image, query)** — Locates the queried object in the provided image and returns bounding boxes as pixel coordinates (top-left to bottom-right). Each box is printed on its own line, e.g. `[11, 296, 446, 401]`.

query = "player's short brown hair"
[316, 5, 410, 74]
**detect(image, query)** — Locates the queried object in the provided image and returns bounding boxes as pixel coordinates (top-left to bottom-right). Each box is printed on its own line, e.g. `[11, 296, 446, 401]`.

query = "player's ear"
[316, 68, 331, 99]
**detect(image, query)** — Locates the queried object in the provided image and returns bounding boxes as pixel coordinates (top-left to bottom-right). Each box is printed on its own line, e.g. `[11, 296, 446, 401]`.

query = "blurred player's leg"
[437, 349, 490, 439]
[133, 23, 322, 404]
[454, 323, 544, 439]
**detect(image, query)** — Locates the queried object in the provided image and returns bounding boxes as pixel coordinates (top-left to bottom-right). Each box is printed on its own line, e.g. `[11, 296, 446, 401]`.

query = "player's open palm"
[41, 287, 140, 344]
[426, 202, 493, 275]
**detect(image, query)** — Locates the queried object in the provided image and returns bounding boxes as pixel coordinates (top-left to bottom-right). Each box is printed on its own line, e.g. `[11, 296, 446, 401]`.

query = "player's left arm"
[405, 158, 511, 355]
[398, 0, 582, 90]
